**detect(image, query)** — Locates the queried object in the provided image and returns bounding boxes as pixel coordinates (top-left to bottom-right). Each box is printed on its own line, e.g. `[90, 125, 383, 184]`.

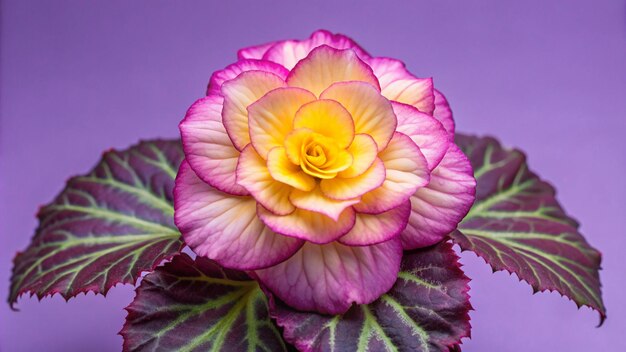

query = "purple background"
[1, 0, 624, 350]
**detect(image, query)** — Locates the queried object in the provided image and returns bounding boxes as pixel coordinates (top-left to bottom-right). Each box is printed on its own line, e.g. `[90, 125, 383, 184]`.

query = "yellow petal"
[289, 185, 359, 221]
[248, 87, 317, 159]
[300, 145, 353, 179]
[320, 157, 386, 200]
[222, 71, 286, 150]
[338, 134, 378, 178]
[236, 145, 295, 215]
[285, 129, 354, 179]
[320, 81, 396, 151]
[284, 128, 313, 165]
[354, 132, 430, 214]
[286, 46, 380, 97]
[267, 147, 316, 191]
[293, 99, 354, 149]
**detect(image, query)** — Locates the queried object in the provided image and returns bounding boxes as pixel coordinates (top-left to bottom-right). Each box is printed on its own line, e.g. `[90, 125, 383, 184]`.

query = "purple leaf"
[121, 254, 287, 352]
[452, 134, 605, 322]
[9, 140, 184, 306]
[270, 242, 471, 352]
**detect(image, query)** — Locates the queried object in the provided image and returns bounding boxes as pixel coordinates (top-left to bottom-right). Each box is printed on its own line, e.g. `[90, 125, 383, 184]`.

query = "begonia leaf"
[270, 242, 471, 352]
[121, 253, 287, 352]
[452, 134, 605, 322]
[9, 140, 184, 306]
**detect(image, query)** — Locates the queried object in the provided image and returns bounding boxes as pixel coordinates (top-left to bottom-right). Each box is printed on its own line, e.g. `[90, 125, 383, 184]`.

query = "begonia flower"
[175, 30, 476, 314]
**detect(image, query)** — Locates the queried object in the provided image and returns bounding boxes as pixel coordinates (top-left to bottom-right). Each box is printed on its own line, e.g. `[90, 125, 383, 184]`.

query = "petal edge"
[174, 161, 303, 270]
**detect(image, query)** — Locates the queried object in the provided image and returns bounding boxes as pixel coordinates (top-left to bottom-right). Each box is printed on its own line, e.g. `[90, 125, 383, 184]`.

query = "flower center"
[304, 144, 327, 166]
[285, 129, 353, 179]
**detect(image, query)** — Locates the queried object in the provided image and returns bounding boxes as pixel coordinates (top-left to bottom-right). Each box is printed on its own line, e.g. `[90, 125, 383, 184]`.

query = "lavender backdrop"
[1, 0, 624, 350]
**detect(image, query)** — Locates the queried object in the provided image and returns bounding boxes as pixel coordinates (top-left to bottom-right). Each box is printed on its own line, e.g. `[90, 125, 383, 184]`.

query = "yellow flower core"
[282, 99, 357, 180]
[285, 130, 353, 179]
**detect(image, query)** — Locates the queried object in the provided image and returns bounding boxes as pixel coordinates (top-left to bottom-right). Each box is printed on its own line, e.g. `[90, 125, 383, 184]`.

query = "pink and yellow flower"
[175, 30, 476, 314]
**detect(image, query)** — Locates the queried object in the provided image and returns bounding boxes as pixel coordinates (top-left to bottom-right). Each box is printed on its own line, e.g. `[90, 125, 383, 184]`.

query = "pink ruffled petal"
[236, 145, 296, 216]
[263, 29, 370, 70]
[255, 238, 403, 314]
[237, 42, 278, 60]
[207, 59, 289, 96]
[257, 204, 356, 244]
[402, 144, 476, 249]
[289, 185, 360, 221]
[354, 132, 430, 214]
[286, 46, 380, 97]
[367, 57, 435, 115]
[339, 201, 411, 246]
[434, 89, 455, 136]
[393, 101, 450, 170]
[222, 71, 286, 151]
[174, 161, 303, 270]
[180, 95, 248, 196]
[319, 158, 386, 200]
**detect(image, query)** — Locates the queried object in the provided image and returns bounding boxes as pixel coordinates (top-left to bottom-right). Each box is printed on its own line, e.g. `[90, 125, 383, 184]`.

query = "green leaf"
[270, 242, 471, 352]
[452, 134, 605, 322]
[9, 140, 184, 306]
[121, 253, 287, 352]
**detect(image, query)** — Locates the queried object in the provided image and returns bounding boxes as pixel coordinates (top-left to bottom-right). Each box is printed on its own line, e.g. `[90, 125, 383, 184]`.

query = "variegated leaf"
[121, 254, 287, 352]
[9, 140, 184, 305]
[452, 134, 605, 322]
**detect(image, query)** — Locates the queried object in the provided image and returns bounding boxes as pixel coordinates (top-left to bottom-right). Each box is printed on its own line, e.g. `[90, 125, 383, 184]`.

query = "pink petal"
[402, 144, 476, 249]
[393, 101, 451, 170]
[222, 71, 286, 151]
[286, 46, 380, 97]
[339, 201, 411, 246]
[255, 238, 403, 314]
[367, 57, 435, 115]
[237, 42, 278, 60]
[257, 204, 356, 244]
[207, 59, 289, 96]
[180, 95, 248, 196]
[174, 161, 303, 270]
[262, 29, 370, 70]
[236, 145, 296, 216]
[434, 89, 455, 136]
[354, 132, 430, 214]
